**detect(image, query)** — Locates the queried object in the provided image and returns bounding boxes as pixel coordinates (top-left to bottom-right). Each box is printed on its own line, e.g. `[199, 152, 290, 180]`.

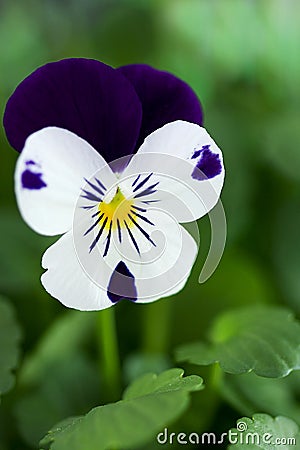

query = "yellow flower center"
[98, 187, 135, 229]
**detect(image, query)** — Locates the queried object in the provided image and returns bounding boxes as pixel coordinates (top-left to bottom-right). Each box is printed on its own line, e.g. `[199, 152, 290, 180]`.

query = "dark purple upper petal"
[3, 58, 142, 163]
[117, 64, 203, 147]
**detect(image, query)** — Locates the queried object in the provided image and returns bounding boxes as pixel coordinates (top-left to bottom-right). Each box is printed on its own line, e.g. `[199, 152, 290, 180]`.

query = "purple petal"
[107, 261, 137, 303]
[3, 58, 142, 163]
[117, 64, 203, 147]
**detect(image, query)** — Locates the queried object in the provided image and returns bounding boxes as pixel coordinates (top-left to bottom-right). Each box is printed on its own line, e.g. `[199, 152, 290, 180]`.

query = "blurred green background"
[1, 0, 300, 448]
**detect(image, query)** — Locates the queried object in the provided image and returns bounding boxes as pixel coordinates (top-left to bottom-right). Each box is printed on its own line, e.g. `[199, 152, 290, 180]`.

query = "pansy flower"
[3, 58, 225, 310]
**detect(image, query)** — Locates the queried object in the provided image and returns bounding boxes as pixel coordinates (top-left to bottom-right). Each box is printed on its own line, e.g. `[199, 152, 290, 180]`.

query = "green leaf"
[40, 417, 82, 450]
[15, 311, 98, 446]
[176, 306, 300, 378]
[272, 198, 300, 314]
[123, 368, 201, 399]
[171, 250, 276, 348]
[15, 352, 99, 447]
[40, 368, 203, 450]
[0, 296, 21, 399]
[222, 372, 300, 425]
[228, 414, 300, 449]
[19, 310, 95, 385]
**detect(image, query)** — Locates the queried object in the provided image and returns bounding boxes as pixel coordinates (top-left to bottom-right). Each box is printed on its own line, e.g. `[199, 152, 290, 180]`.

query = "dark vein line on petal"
[95, 177, 107, 191]
[132, 174, 141, 187]
[89, 217, 108, 252]
[142, 200, 160, 204]
[133, 173, 153, 192]
[84, 213, 104, 236]
[124, 220, 140, 255]
[128, 213, 156, 246]
[81, 205, 96, 210]
[103, 221, 112, 257]
[131, 210, 155, 226]
[117, 219, 122, 243]
[131, 205, 147, 212]
[134, 182, 159, 199]
[84, 177, 105, 196]
[81, 190, 102, 202]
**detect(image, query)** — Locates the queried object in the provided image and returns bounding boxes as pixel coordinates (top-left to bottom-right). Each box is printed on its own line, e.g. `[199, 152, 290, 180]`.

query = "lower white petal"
[41, 232, 114, 311]
[129, 213, 198, 302]
[71, 202, 197, 305]
[79, 207, 197, 302]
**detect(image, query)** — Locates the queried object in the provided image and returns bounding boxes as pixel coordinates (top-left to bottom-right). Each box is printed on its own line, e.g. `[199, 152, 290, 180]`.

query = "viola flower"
[3, 58, 225, 310]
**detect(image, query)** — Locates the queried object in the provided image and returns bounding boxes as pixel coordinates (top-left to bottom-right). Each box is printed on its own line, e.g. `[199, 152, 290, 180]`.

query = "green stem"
[142, 299, 172, 354]
[198, 363, 223, 431]
[97, 307, 121, 401]
[209, 362, 223, 391]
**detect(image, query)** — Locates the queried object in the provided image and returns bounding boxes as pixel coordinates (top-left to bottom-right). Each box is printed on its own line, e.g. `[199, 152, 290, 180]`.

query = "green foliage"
[0, 209, 49, 293]
[273, 198, 300, 314]
[0, 4, 46, 92]
[123, 368, 202, 399]
[19, 311, 96, 385]
[40, 369, 203, 450]
[123, 353, 172, 384]
[15, 311, 98, 446]
[222, 372, 300, 425]
[15, 353, 99, 447]
[264, 112, 300, 183]
[176, 307, 300, 377]
[160, 0, 300, 97]
[1, 0, 300, 448]
[171, 250, 276, 347]
[0, 296, 21, 399]
[228, 414, 300, 449]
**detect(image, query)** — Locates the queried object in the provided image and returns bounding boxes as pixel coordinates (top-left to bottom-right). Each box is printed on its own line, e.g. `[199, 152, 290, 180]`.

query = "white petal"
[41, 232, 115, 311]
[71, 203, 197, 305]
[15, 127, 116, 235]
[126, 210, 198, 302]
[122, 120, 225, 222]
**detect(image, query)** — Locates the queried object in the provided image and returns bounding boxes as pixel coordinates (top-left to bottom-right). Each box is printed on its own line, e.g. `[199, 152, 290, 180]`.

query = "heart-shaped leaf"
[228, 414, 300, 449]
[222, 371, 300, 425]
[15, 310, 97, 446]
[40, 368, 203, 450]
[176, 306, 300, 378]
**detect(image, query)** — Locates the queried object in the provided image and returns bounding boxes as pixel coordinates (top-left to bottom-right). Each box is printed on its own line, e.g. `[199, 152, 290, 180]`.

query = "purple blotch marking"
[192, 147, 222, 180]
[191, 144, 210, 160]
[25, 160, 37, 166]
[21, 169, 47, 190]
[107, 261, 137, 303]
